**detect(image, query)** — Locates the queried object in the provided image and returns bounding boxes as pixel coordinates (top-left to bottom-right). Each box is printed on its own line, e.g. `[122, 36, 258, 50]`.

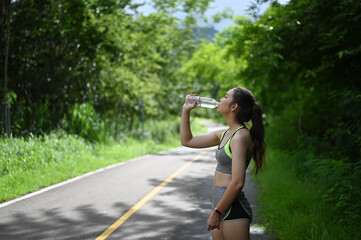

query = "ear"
[231, 103, 238, 112]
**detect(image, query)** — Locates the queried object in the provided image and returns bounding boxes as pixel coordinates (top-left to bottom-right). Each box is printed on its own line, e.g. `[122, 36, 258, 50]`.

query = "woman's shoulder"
[232, 127, 252, 143]
[214, 128, 228, 140]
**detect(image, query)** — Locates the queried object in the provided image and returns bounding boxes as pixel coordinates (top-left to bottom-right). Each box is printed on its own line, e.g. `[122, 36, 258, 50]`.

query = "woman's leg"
[211, 223, 225, 240]
[221, 220, 250, 240]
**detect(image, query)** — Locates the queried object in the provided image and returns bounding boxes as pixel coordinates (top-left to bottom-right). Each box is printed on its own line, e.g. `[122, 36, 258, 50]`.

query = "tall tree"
[0, 0, 12, 136]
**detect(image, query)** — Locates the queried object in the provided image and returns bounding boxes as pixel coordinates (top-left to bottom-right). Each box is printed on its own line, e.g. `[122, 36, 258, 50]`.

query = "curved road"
[0, 122, 269, 240]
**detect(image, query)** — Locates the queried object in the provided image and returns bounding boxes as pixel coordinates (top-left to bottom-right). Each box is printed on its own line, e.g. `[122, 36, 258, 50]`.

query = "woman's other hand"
[207, 211, 221, 231]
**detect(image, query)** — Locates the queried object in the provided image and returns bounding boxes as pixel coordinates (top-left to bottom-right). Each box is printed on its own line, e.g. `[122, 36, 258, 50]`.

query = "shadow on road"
[0, 203, 129, 240]
[111, 157, 215, 240]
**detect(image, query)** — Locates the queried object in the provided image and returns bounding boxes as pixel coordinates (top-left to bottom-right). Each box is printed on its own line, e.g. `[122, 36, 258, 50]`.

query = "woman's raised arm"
[180, 102, 223, 148]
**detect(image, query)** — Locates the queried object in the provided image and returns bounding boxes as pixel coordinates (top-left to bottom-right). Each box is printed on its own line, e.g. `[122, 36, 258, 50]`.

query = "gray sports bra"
[215, 126, 250, 174]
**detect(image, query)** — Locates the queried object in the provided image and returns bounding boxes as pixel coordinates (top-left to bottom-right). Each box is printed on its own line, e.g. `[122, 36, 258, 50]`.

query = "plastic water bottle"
[186, 95, 219, 109]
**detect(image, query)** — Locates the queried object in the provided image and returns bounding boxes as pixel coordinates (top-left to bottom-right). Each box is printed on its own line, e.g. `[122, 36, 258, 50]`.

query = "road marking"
[95, 151, 208, 240]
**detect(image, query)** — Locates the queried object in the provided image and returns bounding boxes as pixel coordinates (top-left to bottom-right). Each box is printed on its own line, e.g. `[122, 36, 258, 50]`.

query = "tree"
[0, 0, 12, 136]
[0, 0, 215, 136]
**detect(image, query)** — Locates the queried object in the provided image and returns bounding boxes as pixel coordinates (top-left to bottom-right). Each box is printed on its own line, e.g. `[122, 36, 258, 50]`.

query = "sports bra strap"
[220, 129, 228, 143]
[224, 126, 246, 158]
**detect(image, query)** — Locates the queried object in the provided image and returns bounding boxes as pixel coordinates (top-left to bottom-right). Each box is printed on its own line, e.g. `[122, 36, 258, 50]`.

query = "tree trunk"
[2, 0, 12, 136]
[0, 0, 7, 26]
[0, 0, 7, 132]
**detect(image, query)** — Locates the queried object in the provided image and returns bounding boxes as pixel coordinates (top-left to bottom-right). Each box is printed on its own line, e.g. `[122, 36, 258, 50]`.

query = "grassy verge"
[0, 117, 207, 203]
[254, 148, 361, 240]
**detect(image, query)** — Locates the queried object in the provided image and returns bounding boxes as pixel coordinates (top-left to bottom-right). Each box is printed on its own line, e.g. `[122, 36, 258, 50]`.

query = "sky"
[132, 0, 289, 31]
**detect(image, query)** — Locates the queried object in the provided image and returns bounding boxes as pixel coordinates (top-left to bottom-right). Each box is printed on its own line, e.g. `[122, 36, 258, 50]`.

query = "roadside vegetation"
[254, 148, 360, 240]
[0, 117, 206, 202]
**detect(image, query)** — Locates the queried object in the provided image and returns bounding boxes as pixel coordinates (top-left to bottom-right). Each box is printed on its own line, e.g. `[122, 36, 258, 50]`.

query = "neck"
[225, 116, 243, 131]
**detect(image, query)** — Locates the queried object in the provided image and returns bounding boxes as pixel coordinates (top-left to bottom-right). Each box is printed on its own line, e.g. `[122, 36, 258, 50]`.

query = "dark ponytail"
[250, 103, 266, 175]
[232, 87, 266, 175]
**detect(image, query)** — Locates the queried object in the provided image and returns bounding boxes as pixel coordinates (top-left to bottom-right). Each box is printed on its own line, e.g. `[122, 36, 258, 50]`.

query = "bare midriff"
[213, 170, 232, 187]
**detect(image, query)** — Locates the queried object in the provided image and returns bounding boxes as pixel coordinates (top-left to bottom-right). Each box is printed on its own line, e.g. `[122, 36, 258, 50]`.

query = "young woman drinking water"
[180, 87, 266, 240]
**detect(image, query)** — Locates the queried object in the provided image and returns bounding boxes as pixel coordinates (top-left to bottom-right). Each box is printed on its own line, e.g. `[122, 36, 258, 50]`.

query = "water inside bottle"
[199, 97, 219, 108]
[199, 102, 219, 108]
[186, 95, 219, 108]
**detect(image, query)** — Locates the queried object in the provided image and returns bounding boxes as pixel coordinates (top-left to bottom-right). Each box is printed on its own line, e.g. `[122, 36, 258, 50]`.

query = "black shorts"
[212, 185, 252, 222]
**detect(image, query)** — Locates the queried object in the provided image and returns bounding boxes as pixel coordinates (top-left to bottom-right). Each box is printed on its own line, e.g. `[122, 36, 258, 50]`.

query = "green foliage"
[151, 0, 213, 26]
[130, 115, 207, 143]
[175, 39, 246, 101]
[62, 102, 107, 142]
[292, 147, 361, 223]
[0, 132, 91, 177]
[131, 117, 180, 143]
[254, 148, 361, 240]
[233, 0, 361, 159]
[326, 89, 361, 161]
[1, 0, 213, 136]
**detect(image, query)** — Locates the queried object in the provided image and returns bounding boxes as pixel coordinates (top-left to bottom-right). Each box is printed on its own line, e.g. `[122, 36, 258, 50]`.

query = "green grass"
[254, 148, 361, 240]
[0, 117, 207, 203]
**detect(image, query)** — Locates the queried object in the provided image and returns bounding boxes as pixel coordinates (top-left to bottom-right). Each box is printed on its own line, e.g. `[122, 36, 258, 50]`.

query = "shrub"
[62, 103, 107, 142]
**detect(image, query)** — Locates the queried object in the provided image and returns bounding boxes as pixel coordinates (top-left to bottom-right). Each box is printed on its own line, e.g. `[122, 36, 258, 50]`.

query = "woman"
[180, 87, 266, 240]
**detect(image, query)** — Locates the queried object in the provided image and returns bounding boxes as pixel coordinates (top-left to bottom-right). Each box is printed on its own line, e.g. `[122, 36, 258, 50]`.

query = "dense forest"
[0, 0, 215, 140]
[1, 0, 360, 238]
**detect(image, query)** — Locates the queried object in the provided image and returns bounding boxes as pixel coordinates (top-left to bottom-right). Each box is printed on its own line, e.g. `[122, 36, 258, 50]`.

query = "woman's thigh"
[221, 220, 250, 240]
[211, 222, 224, 240]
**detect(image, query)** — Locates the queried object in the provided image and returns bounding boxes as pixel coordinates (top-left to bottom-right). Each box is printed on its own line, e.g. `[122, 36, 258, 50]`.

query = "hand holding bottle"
[183, 94, 198, 111]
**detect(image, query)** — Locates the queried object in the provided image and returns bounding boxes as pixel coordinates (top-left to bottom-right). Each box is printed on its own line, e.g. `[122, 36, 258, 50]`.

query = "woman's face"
[217, 89, 235, 113]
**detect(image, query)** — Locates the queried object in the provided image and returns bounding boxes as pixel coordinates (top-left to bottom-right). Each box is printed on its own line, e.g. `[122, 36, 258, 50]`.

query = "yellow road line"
[95, 151, 208, 240]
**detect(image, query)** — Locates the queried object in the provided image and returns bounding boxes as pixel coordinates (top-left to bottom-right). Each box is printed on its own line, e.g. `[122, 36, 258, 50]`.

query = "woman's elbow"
[232, 181, 244, 191]
[181, 140, 190, 147]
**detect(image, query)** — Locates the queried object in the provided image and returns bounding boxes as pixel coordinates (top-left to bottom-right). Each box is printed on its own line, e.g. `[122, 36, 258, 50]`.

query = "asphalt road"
[0, 122, 269, 240]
